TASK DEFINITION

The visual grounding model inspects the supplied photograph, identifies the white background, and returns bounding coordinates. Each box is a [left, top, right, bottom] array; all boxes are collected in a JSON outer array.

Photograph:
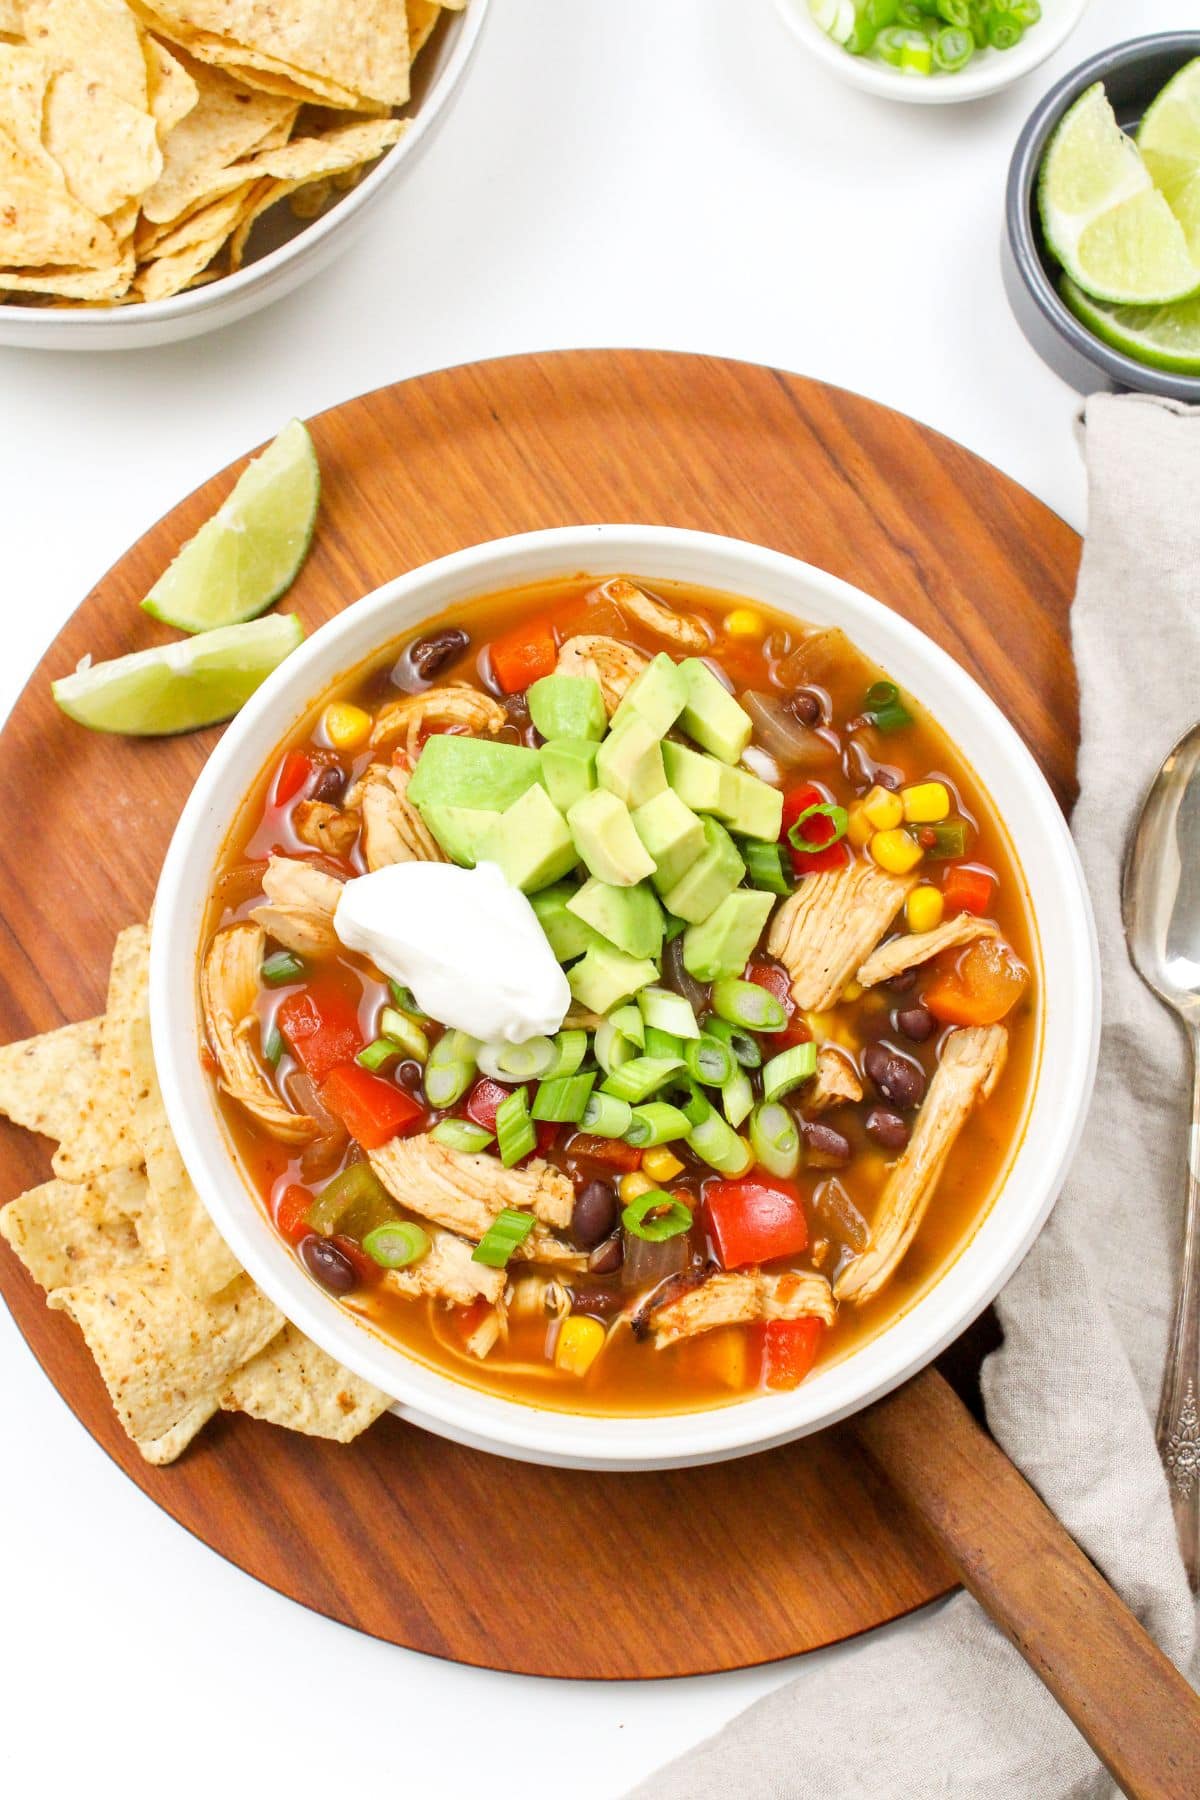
[[0, 1, 1186, 1794]]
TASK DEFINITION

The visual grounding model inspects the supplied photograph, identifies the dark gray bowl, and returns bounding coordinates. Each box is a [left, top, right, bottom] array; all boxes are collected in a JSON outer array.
[[1004, 32, 1200, 401]]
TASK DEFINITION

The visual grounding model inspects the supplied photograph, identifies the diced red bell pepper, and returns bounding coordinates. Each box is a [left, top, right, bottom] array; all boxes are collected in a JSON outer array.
[[745, 960, 812, 1049], [465, 1076, 514, 1134], [275, 1182, 314, 1245], [704, 1177, 810, 1270], [276, 984, 363, 1084], [331, 1231, 382, 1286], [488, 620, 557, 694], [942, 863, 995, 917], [274, 749, 312, 806], [759, 1317, 824, 1390], [320, 1064, 423, 1149], [566, 1132, 643, 1172], [534, 1121, 560, 1159], [780, 782, 850, 878]]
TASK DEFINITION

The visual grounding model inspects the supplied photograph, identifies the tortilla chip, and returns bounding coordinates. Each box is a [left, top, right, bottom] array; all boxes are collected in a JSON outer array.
[[145, 34, 198, 140], [140, 56, 293, 221], [140, 0, 411, 107], [48, 1264, 281, 1462], [138, 177, 250, 258], [0, 250, 136, 296], [0, 0, 20, 30], [51, 924, 148, 1180], [0, 130, 118, 266], [21, 0, 149, 111], [221, 1322, 391, 1441], [0, 43, 54, 161], [407, 0, 441, 60], [0, 1165, 150, 1290], [43, 66, 162, 219], [0, 1016, 103, 1140]]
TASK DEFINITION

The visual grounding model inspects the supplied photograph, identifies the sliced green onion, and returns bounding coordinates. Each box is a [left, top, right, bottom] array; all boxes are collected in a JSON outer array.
[[472, 1205, 535, 1268], [762, 1041, 818, 1104], [898, 25, 933, 70], [379, 1005, 430, 1063], [477, 1036, 557, 1083], [865, 680, 913, 733], [532, 1071, 596, 1124], [684, 1033, 735, 1089], [431, 1117, 494, 1153], [914, 821, 969, 860], [675, 1078, 713, 1129], [357, 1035, 403, 1072], [704, 1016, 762, 1069], [933, 23, 972, 68], [749, 1102, 801, 1180], [933, 0, 970, 26], [787, 802, 848, 855], [621, 1189, 693, 1241], [388, 979, 427, 1019], [687, 1102, 754, 1176], [610, 1003, 646, 1047], [1007, 0, 1039, 21], [261, 949, 304, 987], [580, 1090, 634, 1137], [644, 1025, 684, 1061], [624, 1101, 692, 1148], [711, 978, 787, 1034], [601, 1055, 685, 1105], [986, 11, 1023, 49], [363, 1220, 430, 1269], [425, 1027, 478, 1108], [594, 1017, 636, 1077], [866, 0, 899, 25], [638, 985, 700, 1040], [875, 23, 908, 62], [742, 839, 794, 895], [721, 1066, 754, 1130], [495, 1087, 535, 1168], [546, 1029, 589, 1078], [894, 0, 927, 23], [262, 1021, 283, 1068]]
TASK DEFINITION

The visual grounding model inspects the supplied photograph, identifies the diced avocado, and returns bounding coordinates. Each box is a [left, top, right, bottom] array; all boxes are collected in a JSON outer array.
[[421, 804, 503, 867], [712, 766, 784, 841], [661, 739, 726, 813], [542, 737, 599, 812], [611, 652, 687, 737], [483, 784, 577, 893], [661, 816, 744, 924], [568, 944, 659, 1015], [531, 882, 605, 963], [408, 734, 542, 812], [567, 788, 656, 887], [527, 673, 606, 743], [632, 788, 705, 894], [567, 878, 664, 960], [678, 658, 752, 764], [596, 714, 667, 809], [682, 890, 775, 982]]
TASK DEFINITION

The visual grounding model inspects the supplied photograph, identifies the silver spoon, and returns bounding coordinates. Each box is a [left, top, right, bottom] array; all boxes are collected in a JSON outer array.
[[1123, 719, 1200, 1592]]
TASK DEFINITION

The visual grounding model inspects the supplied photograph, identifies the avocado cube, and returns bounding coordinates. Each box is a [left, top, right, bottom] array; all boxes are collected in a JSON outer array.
[[661, 816, 744, 923], [681, 890, 775, 982], [421, 804, 503, 868], [527, 673, 606, 743], [661, 740, 726, 813], [712, 765, 784, 842], [567, 878, 664, 961], [678, 659, 753, 764], [567, 789, 656, 887], [596, 714, 667, 809], [408, 734, 543, 811], [542, 738, 599, 812], [483, 784, 577, 894], [611, 652, 687, 737], [568, 944, 659, 1015], [632, 788, 705, 894], [531, 882, 605, 963]]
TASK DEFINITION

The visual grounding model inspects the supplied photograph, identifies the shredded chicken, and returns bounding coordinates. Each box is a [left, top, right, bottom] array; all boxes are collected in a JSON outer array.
[[857, 915, 999, 989], [767, 858, 916, 1011], [806, 1045, 863, 1114], [201, 923, 316, 1143], [250, 854, 343, 957], [369, 1133, 574, 1237], [636, 1266, 835, 1348], [598, 576, 708, 652], [292, 799, 361, 859], [464, 1299, 508, 1359], [352, 762, 446, 869], [383, 1227, 504, 1308], [368, 684, 507, 760], [555, 635, 650, 716], [834, 1024, 1009, 1305]]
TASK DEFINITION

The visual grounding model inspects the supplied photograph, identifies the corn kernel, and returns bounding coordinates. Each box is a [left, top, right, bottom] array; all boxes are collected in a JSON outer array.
[[841, 979, 864, 1003], [643, 1146, 684, 1182], [902, 781, 951, 824], [323, 702, 371, 752], [870, 828, 924, 875], [723, 608, 763, 638], [906, 885, 945, 934], [862, 785, 904, 831], [555, 1314, 606, 1376], [620, 1170, 654, 1204], [847, 804, 874, 849]]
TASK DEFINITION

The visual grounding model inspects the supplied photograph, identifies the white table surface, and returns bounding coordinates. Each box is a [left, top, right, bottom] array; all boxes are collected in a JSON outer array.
[[0, 1, 1184, 1793]]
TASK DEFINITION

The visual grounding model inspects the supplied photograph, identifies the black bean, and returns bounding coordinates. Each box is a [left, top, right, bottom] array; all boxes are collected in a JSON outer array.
[[788, 689, 822, 728], [886, 968, 919, 994], [568, 1284, 623, 1319], [896, 1004, 936, 1043], [409, 627, 469, 681], [802, 1122, 851, 1168], [573, 1179, 618, 1250], [863, 1042, 926, 1109], [865, 1107, 910, 1151], [588, 1234, 624, 1275], [395, 1060, 424, 1093], [300, 1234, 358, 1294], [309, 764, 345, 806], [504, 690, 531, 726]]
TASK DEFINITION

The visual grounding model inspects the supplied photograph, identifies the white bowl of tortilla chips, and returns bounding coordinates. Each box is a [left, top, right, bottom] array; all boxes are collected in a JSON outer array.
[[0, 0, 488, 349]]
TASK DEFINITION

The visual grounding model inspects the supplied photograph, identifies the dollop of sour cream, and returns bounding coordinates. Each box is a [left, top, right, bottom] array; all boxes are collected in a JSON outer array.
[[333, 860, 571, 1046]]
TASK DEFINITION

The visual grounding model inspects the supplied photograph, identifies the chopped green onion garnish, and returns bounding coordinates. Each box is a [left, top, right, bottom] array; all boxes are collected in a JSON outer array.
[[262, 1022, 283, 1067], [721, 1066, 754, 1130], [610, 1003, 646, 1047], [865, 680, 913, 733], [749, 1102, 801, 1180], [898, 26, 933, 72], [379, 1005, 430, 1063], [704, 1016, 762, 1069], [601, 1055, 685, 1105], [742, 839, 794, 895], [624, 1101, 692, 1148], [933, 23, 972, 67], [495, 1087, 536, 1168], [546, 1029, 589, 1078], [425, 1027, 479, 1108], [787, 802, 848, 855], [986, 11, 1023, 49], [388, 979, 427, 1019], [638, 985, 700, 1040], [684, 1033, 735, 1090], [686, 1102, 754, 1176], [363, 1220, 430, 1269], [1008, 0, 1040, 22], [431, 1118, 494, 1153], [711, 978, 787, 1034], [532, 1071, 596, 1124], [621, 1189, 693, 1242], [914, 820, 969, 860], [933, 0, 970, 27], [579, 1091, 633, 1138], [762, 1042, 818, 1104], [477, 1036, 557, 1083], [643, 1025, 684, 1061], [261, 949, 304, 987], [472, 1205, 536, 1268], [357, 1035, 403, 1072]]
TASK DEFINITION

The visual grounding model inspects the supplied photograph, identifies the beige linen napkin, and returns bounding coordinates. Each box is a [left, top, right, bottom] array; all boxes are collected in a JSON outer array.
[[631, 393, 1199, 1799]]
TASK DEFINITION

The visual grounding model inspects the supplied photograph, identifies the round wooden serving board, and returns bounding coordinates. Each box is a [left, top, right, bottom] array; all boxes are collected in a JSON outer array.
[[0, 351, 1081, 1679]]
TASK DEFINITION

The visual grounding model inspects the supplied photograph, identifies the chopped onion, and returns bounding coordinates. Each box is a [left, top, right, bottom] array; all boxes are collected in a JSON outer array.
[[740, 690, 838, 769]]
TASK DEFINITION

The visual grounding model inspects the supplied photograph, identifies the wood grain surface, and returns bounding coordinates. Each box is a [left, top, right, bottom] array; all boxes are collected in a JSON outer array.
[[0, 350, 1082, 1679]]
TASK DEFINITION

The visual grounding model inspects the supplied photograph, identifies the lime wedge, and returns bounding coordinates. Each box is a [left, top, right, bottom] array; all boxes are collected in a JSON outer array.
[[52, 614, 304, 736], [1139, 57, 1200, 262], [1038, 83, 1200, 305], [1061, 276, 1200, 376], [142, 419, 319, 633]]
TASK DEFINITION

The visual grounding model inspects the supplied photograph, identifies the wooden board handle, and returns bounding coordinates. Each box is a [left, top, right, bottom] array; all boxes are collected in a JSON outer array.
[[851, 1368, 1200, 1799]]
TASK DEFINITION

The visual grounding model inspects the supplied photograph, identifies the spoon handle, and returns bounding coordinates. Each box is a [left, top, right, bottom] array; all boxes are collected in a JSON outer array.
[[1156, 1022, 1200, 1591]]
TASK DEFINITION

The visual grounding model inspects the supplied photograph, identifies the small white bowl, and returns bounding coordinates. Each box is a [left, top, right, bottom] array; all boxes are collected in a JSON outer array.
[[0, 0, 490, 352], [775, 0, 1091, 104], [151, 524, 1099, 1470]]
